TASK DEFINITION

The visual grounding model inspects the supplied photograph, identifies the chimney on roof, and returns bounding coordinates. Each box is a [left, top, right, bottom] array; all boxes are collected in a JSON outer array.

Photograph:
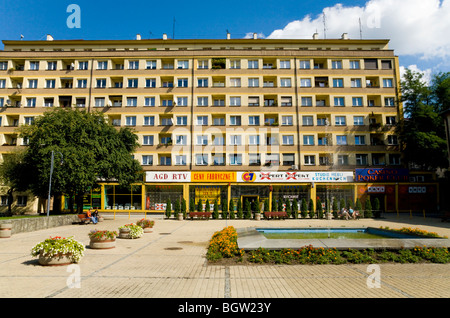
[[226, 32, 231, 40], [341, 33, 349, 40], [162, 33, 168, 40], [253, 33, 257, 39], [46, 34, 54, 41], [136, 34, 141, 40], [313, 33, 319, 40]]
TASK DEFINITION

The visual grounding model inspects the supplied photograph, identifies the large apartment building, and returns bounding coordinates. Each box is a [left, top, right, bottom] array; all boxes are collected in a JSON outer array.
[[0, 33, 439, 214]]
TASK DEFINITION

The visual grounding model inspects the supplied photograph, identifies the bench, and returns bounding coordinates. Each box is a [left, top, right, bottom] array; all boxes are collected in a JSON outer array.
[[78, 214, 91, 224], [441, 211, 450, 222], [189, 212, 212, 220], [264, 211, 287, 220]]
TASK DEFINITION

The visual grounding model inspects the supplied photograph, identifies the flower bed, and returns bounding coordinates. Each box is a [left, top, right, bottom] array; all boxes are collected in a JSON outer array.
[[380, 226, 446, 238], [88, 229, 118, 240], [206, 226, 450, 264], [31, 236, 85, 264], [137, 219, 155, 228]]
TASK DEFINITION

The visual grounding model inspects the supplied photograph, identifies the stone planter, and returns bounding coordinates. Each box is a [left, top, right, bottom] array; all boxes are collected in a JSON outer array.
[[326, 212, 333, 220], [177, 213, 184, 221], [89, 238, 116, 249], [38, 252, 73, 266], [119, 228, 131, 239], [143, 226, 153, 233], [0, 223, 12, 238], [254, 213, 261, 221]]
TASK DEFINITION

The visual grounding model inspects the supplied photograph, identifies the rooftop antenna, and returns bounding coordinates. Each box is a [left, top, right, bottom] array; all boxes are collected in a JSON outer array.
[[20, 34, 24, 40], [359, 17, 363, 39], [323, 12, 327, 39], [173, 17, 176, 39]]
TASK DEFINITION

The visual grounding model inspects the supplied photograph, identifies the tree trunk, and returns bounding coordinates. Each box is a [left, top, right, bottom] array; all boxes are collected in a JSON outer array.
[[75, 193, 84, 214]]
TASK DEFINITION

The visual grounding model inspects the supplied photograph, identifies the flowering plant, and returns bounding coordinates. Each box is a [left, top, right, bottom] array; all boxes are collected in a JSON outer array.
[[137, 218, 155, 228], [31, 236, 85, 263], [88, 229, 118, 240], [119, 223, 144, 239]]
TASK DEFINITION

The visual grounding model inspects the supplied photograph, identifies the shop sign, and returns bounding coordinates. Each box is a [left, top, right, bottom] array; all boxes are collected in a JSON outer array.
[[368, 186, 385, 193], [194, 186, 221, 204], [192, 172, 236, 182], [238, 171, 353, 183], [355, 168, 409, 182], [146, 172, 191, 182], [409, 186, 426, 193]]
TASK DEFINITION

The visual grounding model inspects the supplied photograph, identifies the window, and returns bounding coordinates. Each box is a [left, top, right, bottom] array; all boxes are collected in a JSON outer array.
[[230, 97, 241, 106], [146, 78, 156, 88], [302, 116, 313, 126], [283, 154, 295, 166], [336, 135, 347, 145], [265, 153, 279, 166], [213, 117, 225, 126], [317, 117, 328, 126], [0, 62, 8, 70], [283, 135, 294, 145], [197, 116, 208, 126], [280, 60, 291, 69], [195, 154, 208, 166], [248, 60, 258, 69], [386, 116, 396, 125], [197, 59, 208, 69], [161, 99, 173, 107], [333, 78, 344, 88], [197, 135, 208, 146], [177, 97, 188, 106], [331, 60, 342, 69], [128, 60, 139, 70], [177, 60, 189, 69], [349, 60, 360, 69], [280, 97, 292, 107], [176, 116, 187, 126], [160, 156, 171, 166], [29, 61, 39, 70], [161, 117, 173, 126], [303, 135, 314, 145], [282, 116, 293, 126], [351, 78, 362, 87], [78, 79, 87, 88], [299, 60, 310, 69], [229, 135, 242, 145], [45, 98, 55, 107], [300, 78, 311, 87], [248, 78, 259, 87], [128, 78, 138, 88], [24, 116, 34, 125], [383, 78, 393, 88], [230, 78, 241, 87], [304, 155, 315, 165], [381, 60, 392, 69], [301, 97, 313, 107], [213, 154, 225, 166], [280, 78, 291, 87], [142, 155, 153, 166], [387, 135, 398, 145], [143, 116, 155, 126], [364, 59, 378, 70], [249, 135, 260, 145], [318, 136, 328, 146], [356, 154, 368, 165], [47, 61, 57, 70], [176, 155, 187, 166], [352, 97, 363, 107], [213, 136, 225, 146], [143, 135, 154, 145], [355, 135, 366, 145], [97, 79, 106, 88], [197, 97, 208, 106], [230, 60, 240, 69], [95, 98, 105, 107], [385, 97, 395, 107], [249, 154, 261, 166], [213, 98, 225, 106], [125, 116, 136, 126], [17, 196, 27, 206], [0, 79, 5, 89], [230, 116, 241, 126], [335, 116, 346, 126], [28, 79, 37, 88], [145, 97, 155, 107], [175, 135, 187, 145], [146, 60, 157, 69], [337, 155, 349, 165], [97, 61, 108, 70], [389, 154, 401, 165], [248, 116, 260, 126], [197, 78, 208, 87], [353, 116, 364, 125], [79, 61, 88, 70], [334, 97, 345, 106], [229, 154, 242, 165], [26, 98, 36, 107], [248, 96, 259, 106]]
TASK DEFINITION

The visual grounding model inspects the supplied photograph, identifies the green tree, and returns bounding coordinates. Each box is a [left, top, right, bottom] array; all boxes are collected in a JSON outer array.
[[205, 199, 210, 213], [284, 198, 291, 218], [308, 199, 315, 219], [17, 108, 142, 213], [244, 199, 252, 219], [237, 199, 243, 219], [365, 198, 373, 218], [301, 198, 308, 218], [292, 198, 299, 219], [173, 199, 180, 218], [277, 197, 284, 212], [221, 199, 228, 220], [213, 200, 219, 219], [317, 198, 323, 219], [396, 70, 449, 169], [229, 199, 235, 219], [189, 198, 195, 213], [197, 199, 203, 212], [165, 198, 172, 218], [181, 198, 187, 218], [355, 198, 363, 217]]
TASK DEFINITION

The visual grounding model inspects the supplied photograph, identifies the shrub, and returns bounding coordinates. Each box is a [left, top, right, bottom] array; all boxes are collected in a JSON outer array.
[[308, 199, 315, 219], [317, 198, 323, 219], [221, 199, 228, 220], [206, 226, 244, 261], [213, 200, 220, 219], [244, 199, 252, 219], [237, 199, 243, 219], [229, 199, 235, 219], [301, 198, 308, 218], [173, 199, 180, 218], [165, 199, 172, 218], [292, 199, 299, 219], [365, 198, 372, 218], [189, 198, 195, 213], [119, 223, 144, 239], [31, 236, 85, 263], [181, 198, 187, 218], [284, 198, 291, 218]]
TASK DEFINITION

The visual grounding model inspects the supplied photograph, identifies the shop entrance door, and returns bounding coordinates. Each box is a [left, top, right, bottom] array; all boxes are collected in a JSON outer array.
[[370, 194, 385, 217], [242, 195, 259, 205]]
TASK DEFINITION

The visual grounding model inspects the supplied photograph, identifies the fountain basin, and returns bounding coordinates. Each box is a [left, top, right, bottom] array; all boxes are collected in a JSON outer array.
[[237, 227, 450, 251]]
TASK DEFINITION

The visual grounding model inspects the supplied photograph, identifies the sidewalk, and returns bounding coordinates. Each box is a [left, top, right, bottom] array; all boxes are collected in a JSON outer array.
[[0, 214, 449, 298]]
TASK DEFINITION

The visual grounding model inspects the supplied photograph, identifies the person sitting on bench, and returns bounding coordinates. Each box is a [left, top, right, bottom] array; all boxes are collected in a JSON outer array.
[[86, 208, 98, 224]]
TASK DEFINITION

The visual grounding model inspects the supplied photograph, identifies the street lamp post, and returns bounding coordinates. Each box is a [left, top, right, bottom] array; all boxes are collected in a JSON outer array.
[[47, 151, 63, 217]]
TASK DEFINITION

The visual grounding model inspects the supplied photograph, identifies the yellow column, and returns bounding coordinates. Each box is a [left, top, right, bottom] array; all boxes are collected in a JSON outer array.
[[310, 183, 316, 210], [183, 183, 189, 209], [269, 185, 273, 211]]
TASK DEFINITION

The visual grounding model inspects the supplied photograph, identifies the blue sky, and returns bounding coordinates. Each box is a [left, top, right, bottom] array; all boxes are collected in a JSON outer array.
[[1, 0, 449, 80]]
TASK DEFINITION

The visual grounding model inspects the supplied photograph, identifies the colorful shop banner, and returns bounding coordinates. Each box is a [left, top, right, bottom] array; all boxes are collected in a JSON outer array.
[[191, 172, 236, 182], [238, 171, 353, 183], [194, 185, 221, 205], [146, 172, 191, 182], [355, 168, 409, 182]]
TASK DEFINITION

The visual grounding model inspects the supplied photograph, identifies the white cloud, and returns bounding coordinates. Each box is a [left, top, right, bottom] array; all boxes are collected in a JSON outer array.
[[399, 65, 433, 85], [267, 0, 450, 60]]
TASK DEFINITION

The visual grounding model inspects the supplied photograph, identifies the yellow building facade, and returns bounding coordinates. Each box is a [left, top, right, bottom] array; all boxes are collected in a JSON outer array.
[[0, 34, 438, 215]]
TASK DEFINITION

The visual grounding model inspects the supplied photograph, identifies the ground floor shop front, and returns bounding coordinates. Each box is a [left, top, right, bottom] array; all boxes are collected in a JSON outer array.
[[73, 170, 440, 215]]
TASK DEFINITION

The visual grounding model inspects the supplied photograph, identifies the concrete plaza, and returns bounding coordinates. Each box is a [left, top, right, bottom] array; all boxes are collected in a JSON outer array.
[[0, 214, 449, 299]]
